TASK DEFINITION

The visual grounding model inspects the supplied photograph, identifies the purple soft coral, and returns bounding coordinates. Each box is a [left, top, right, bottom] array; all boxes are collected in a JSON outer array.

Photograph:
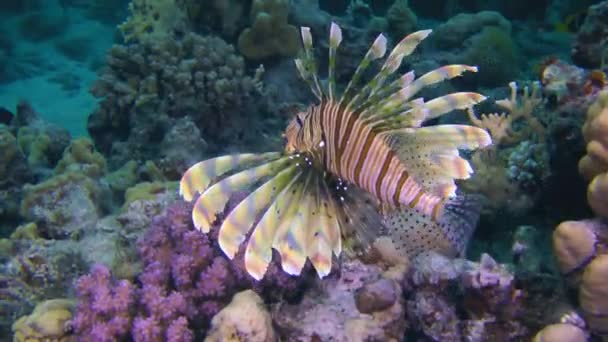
[[74, 200, 302, 340], [72, 264, 136, 341]]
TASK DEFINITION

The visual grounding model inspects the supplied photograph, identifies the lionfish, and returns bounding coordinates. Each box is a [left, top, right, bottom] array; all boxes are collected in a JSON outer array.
[[179, 23, 492, 280]]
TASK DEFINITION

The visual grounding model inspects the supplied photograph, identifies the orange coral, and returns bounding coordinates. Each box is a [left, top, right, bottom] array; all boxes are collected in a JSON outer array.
[[468, 81, 545, 146], [579, 90, 608, 181]]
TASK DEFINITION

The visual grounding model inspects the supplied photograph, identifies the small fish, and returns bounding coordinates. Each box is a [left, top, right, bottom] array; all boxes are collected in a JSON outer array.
[[0, 107, 14, 125], [180, 23, 492, 280]]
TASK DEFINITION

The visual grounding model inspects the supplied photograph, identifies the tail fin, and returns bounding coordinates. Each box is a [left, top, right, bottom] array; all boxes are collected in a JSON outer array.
[[438, 194, 484, 257], [382, 194, 483, 259]]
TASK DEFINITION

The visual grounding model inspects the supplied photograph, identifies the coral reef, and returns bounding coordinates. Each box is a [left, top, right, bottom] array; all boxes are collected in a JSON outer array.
[[87, 31, 265, 171], [552, 219, 608, 338], [118, 0, 188, 43], [72, 200, 301, 339], [506, 140, 550, 193], [464, 82, 547, 213], [433, 11, 511, 49], [72, 264, 136, 340], [406, 252, 529, 340], [237, 0, 300, 59], [385, 0, 417, 38], [579, 90, 608, 182], [0, 126, 31, 227], [546, 90, 608, 339], [12, 298, 75, 342], [571, 0, 608, 69], [54, 138, 107, 179], [272, 258, 407, 341], [0, 102, 70, 228], [206, 290, 275, 342], [20, 172, 102, 239], [533, 323, 587, 342], [433, 11, 518, 86], [0, 237, 87, 337]]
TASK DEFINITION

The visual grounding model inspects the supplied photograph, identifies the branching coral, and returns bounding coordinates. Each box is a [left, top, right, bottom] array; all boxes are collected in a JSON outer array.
[[463, 81, 547, 212], [468, 81, 545, 146], [88, 31, 260, 170]]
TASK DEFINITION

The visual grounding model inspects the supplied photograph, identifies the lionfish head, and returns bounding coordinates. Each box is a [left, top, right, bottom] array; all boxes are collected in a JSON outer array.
[[283, 109, 322, 155]]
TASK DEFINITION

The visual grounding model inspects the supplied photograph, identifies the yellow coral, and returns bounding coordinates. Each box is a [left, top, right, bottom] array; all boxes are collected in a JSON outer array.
[[468, 81, 545, 145], [54, 138, 107, 178], [123, 181, 177, 210], [205, 290, 275, 342], [17, 127, 51, 167], [12, 299, 75, 342], [579, 254, 608, 335], [119, 0, 187, 42], [579, 90, 608, 181], [237, 0, 299, 59], [553, 220, 597, 281], [105, 160, 139, 193], [10, 222, 42, 240]]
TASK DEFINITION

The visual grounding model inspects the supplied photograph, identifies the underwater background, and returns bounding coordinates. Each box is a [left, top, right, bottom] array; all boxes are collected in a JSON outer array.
[[1, 0, 608, 340]]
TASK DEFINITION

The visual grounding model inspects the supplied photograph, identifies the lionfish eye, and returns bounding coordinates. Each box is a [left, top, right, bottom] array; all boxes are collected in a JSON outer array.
[[296, 116, 303, 127]]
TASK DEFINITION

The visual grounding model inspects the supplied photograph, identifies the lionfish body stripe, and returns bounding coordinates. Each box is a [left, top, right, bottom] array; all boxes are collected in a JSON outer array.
[[180, 22, 493, 279]]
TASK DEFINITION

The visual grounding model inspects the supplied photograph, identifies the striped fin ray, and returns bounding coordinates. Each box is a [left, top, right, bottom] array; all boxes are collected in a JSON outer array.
[[361, 65, 480, 124], [390, 65, 479, 105], [244, 170, 305, 280], [368, 91, 486, 132], [422, 92, 487, 121], [357, 71, 416, 120], [219, 164, 299, 259], [379, 125, 491, 196], [384, 124, 492, 151], [340, 33, 388, 107], [191, 157, 291, 233], [295, 27, 323, 100], [179, 152, 281, 201], [328, 22, 342, 101], [305, 174, 336, 278], [318, 175, 342, 256], [354, 30, 432, 107], [272, 172, 312, 275]]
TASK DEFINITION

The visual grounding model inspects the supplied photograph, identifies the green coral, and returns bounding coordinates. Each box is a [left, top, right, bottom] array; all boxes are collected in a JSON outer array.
[[386, 0, 417, 38], [20, 172, 101, 239], [10, 222, 42, 241], [105, 160, 139, 193], [54, 138, 107, 178], [16, 127, 51, 168], [463, 26, 519, 87], [0, 128, 21, 178], [122, 181, 177, 210], [12, 299, 75, 342], [237, 0, 299, 59], [119, 0, 187, 42]]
